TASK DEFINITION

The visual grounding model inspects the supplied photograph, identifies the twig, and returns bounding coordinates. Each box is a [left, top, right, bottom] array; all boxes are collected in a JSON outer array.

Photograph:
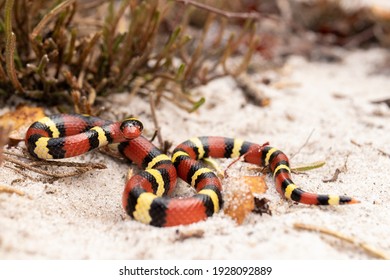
[[322, 154, 349, 183], [236, 74, 270, 107], [350, 139, 362, 147], [290, 129, 315, 160], [322, 168, 342, 183], [4, 154, 106, 180], [0, 184, 25, 196], [149, 92, 164, 149], [371, 97, 390, 108], [350, 140, 390, 157], [29, 160, 106, 169], [294, 223, 390, 260], [174, 0, 260, 20], [4, 164, 38, 181], [3, 149, 107, 169], [377, 148, 390, 158], [3, 150, 28, 158]]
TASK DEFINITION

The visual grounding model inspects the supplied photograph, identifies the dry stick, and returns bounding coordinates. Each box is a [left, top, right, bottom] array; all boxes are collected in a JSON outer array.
[[3, 150, 104, 169], [3, 149, 29, 158], [372, 97, 390, 107], [0, 185, 25, 196], [350, 139, 390, 157], [377, 148, 390, 157], [350, 139, 362, 147], [29, 160, 106, 169], [322, 153, 349, 183], [174, 0, 260, 20], [294, 223, 390, 260], [149, 93, 163, 149], [289, 129, 315, 160], [4, 164, 39, 182], [322, 168, 342, 183], [4, 155, 105, 179], [236, 74, 270, 107], [175, 229, 205, 241]]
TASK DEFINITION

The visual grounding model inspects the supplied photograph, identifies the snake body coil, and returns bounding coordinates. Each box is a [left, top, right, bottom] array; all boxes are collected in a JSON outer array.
[[25, 114, 359, 227]]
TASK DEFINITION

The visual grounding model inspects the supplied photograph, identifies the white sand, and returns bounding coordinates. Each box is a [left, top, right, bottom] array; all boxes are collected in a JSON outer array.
[[1, 47, 390, 260]]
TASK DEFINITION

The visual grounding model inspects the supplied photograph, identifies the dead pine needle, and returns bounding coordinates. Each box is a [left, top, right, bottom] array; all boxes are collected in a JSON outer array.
[[294, 223, 390, 260]]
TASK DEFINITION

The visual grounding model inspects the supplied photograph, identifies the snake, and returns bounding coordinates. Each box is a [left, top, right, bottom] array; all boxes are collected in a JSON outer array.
[[25, 114, 359, 227]]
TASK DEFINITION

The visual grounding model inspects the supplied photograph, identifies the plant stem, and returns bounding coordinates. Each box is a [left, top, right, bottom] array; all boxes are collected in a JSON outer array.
[[174, 0, 260, 20]]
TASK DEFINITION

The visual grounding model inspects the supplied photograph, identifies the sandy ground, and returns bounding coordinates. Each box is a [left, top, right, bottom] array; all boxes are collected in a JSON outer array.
[[1, 46, 390, 259]]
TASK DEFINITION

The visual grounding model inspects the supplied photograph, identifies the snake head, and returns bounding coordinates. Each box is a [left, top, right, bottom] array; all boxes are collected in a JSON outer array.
[[120, 118, 143, 139]]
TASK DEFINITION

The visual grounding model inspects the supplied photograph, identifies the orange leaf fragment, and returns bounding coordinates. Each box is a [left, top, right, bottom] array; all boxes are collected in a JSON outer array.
[[0, 105, 45, 142], [242, 175, 268, 194], [224, 176, 269, 225], [224, 186, 255, 225]]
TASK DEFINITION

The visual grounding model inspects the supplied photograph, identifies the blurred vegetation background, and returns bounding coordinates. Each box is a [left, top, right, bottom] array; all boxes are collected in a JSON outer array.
[[0, 0, 389, 114]]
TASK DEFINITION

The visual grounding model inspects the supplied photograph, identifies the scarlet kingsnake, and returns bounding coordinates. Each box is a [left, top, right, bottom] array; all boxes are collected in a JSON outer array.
[[25, 114, 359, 227]]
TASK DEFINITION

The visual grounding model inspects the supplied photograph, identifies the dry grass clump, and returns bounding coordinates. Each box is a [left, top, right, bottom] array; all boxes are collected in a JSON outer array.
[[0, 0, 259, 113]]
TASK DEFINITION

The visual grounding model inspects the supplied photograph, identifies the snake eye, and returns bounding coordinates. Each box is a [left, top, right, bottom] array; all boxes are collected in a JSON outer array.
[[120, 118, 143, 139]]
